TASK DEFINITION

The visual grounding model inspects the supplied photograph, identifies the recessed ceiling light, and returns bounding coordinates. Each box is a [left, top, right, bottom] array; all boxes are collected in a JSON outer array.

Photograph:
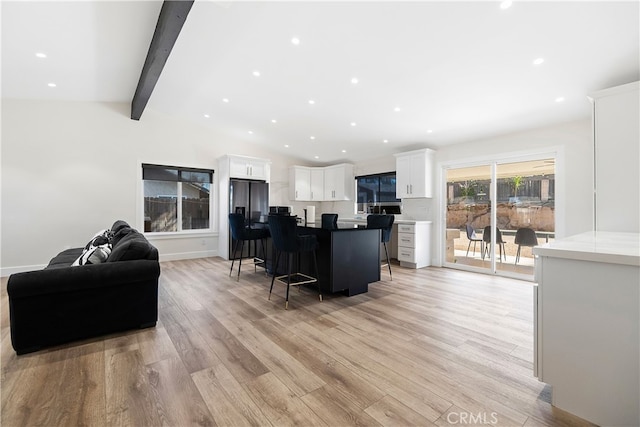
[[271, 119, 277, 123], [47, 82, 57, 87], [427, 129, 433, 133], [248, 130, 254, 134], [341, 149, 347, 153], [222, 98, 230, 103], [555, 96, 565, 103], [314, 155, 319, 159], [500, 0, 512, 10], [35, 52, 47, 58], [350, 122, 357, 127], [533, 57, 545, 66], [308, 99, 315, 105], [284, 144, 289, 148], [203, 114, 210, 118], [291, 37, 300, 45], [383, 139, 389, 143], [394, 107, 401, 112], [351, 77, 359, 85], [252, 70, 261, 77], [310, 136, 316, 140]]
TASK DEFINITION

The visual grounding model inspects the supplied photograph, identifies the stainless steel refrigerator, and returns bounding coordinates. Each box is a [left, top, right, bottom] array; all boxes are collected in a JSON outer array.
[[229, 179, 269, 259]]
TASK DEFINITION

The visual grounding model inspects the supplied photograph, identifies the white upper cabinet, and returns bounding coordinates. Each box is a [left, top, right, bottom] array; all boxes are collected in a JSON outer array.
[[289, 166, 311, 201], [310, 168, 324, 201], [394, 148, 435, 198], [324, 164, 354, 200], [228, 155, 271, 181], [289, 163, 353, 201]]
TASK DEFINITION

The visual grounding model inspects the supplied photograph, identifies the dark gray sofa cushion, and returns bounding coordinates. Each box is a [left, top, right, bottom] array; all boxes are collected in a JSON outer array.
[[46, 248, 84, 269], [111, 220, 130, 235], [109, 230, 158, 262]]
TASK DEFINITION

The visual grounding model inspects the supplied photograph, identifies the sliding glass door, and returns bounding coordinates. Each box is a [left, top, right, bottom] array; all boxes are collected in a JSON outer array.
[[445, 165, 492, 273], [444, 157, 555, 279]]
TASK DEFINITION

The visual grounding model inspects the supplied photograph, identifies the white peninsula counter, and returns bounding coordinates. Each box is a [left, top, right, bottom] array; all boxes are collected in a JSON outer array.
[[533, 231, 640, 426]]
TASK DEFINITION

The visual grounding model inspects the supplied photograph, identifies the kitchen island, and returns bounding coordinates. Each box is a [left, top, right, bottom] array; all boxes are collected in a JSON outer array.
[[270, 223, 381, 296]]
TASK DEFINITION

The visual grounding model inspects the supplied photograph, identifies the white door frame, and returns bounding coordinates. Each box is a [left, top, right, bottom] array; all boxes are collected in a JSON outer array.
[[436, 146, 565, 279]]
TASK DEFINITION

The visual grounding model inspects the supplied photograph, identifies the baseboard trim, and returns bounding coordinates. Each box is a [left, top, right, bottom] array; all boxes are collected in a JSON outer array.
[[158, 250, 218, 262], [1, 264, 48, 277]]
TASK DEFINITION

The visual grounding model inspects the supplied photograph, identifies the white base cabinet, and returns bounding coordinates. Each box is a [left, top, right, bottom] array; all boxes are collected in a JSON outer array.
[[533, 232, 640, 427], [397, 221, 431, 268]]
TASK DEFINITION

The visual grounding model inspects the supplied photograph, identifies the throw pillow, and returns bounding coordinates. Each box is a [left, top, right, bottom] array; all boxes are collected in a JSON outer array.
[[84, 229, 113, 250], [72, 243, 112, 266]]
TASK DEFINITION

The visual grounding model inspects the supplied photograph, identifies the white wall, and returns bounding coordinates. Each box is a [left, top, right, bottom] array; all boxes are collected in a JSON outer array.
[[0, 100, 302, 275], [435, 119, 593, 235], [1, 99, 594, 274]]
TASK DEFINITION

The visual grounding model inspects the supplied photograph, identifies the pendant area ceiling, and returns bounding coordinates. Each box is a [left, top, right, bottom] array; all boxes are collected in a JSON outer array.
[[2, 1, 639, 164]]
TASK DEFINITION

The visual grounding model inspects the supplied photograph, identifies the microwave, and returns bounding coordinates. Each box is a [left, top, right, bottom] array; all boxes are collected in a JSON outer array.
[[269, 206, 292, 215]]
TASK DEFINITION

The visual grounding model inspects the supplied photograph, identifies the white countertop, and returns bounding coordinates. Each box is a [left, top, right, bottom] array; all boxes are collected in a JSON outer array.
[[337, 217, 432, 225], [533, 231, 640, 266]]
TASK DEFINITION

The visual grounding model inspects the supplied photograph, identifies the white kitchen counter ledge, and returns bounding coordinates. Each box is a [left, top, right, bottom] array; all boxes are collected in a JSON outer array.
[[533, 231, 640, 266]]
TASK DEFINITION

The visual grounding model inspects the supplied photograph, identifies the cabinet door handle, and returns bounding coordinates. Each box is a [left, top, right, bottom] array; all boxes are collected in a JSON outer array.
[[296, 190, 298, 198]]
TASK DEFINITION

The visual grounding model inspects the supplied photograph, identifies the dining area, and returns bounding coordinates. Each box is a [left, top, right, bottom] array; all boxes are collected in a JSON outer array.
[[446, 224, 554, 276]]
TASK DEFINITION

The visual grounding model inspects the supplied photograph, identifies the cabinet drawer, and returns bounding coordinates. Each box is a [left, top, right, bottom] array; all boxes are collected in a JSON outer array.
[[397, 233, 415, 248], [398, 247, 415, 262], [397, 224, 415, 233]]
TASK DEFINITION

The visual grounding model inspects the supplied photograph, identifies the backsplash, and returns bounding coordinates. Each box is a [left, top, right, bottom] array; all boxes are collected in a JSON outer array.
[[401, 198, 433, 221]]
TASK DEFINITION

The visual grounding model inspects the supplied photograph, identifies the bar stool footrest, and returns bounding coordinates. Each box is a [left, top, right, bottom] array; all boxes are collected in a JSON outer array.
[[275, 273, 318, 286]]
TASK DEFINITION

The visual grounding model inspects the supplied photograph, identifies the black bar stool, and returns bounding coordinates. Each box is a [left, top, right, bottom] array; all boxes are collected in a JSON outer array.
[[367, 214, 394, 280], [267, 214, 321, 309], [228, 213, 270, 280], [321, 213, 338, 230]]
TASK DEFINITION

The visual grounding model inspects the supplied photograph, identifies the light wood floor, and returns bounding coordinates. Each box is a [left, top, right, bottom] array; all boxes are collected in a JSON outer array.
[[1, 258, 593, 426]]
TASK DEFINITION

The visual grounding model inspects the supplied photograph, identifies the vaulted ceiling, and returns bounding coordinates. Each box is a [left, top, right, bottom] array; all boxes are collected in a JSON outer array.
[[2, 1, 639, 164]]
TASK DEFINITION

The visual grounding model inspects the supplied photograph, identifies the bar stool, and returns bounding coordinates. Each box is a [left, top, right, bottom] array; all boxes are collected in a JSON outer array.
[[367, 214, 394, 280], [321, 213, 338, 230], [267, 215, 321, 309], [228, 213, 270, 280]]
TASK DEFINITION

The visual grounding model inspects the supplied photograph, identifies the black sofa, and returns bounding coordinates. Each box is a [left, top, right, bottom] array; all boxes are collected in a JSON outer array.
[[7, 220, 160, 355]]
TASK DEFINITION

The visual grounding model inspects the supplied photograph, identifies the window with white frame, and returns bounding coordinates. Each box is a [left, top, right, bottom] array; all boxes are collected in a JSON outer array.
[[142, 164, 214, 233]]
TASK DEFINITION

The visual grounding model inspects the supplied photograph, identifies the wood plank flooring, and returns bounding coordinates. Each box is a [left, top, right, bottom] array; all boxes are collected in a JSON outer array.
[[1, 258, 594, 426]]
